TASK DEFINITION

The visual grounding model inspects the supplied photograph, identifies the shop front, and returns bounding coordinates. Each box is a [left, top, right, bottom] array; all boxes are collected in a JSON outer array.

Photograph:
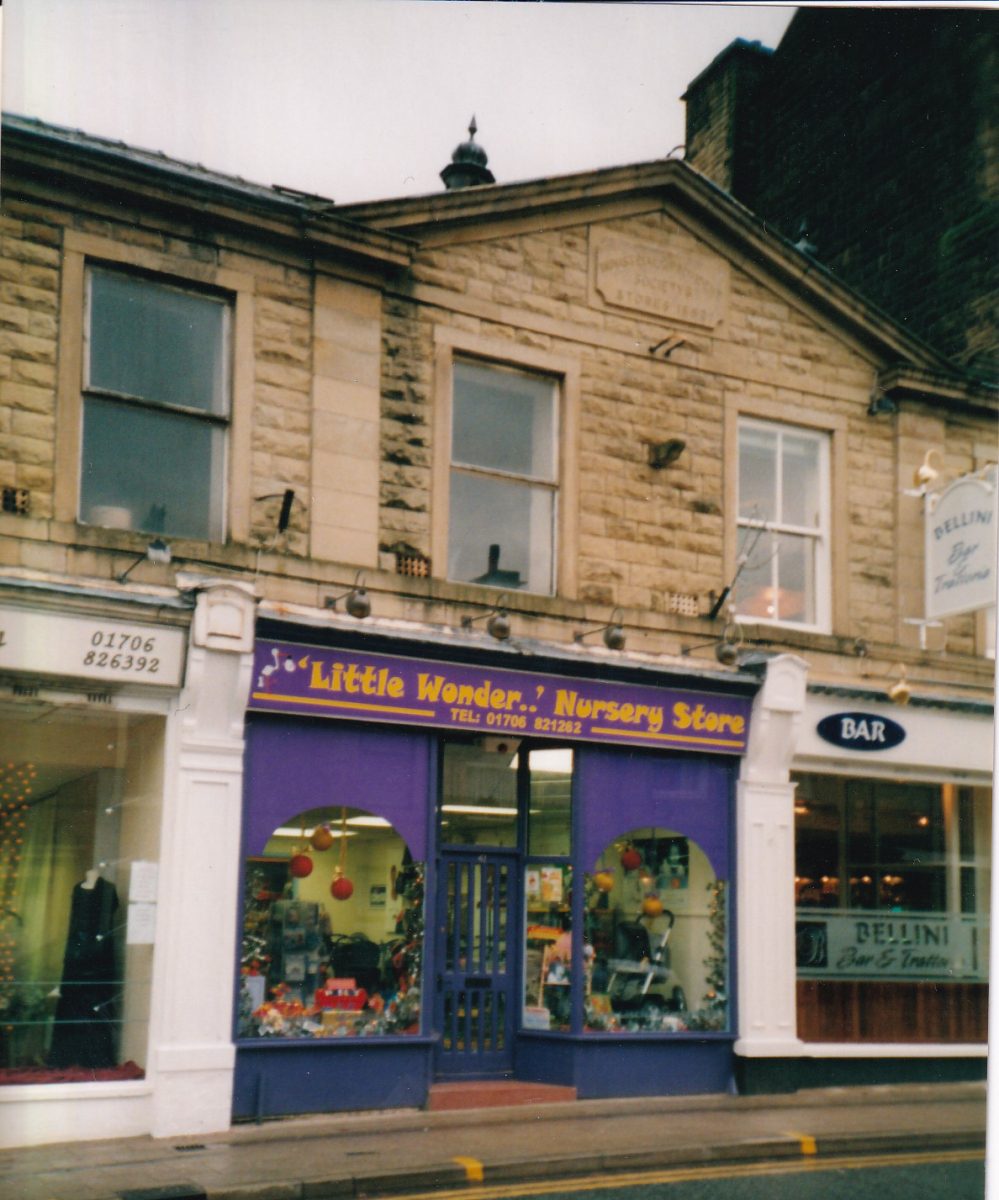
[[786, 691, 991, 1087], [233, 636, 757, 1119], [0, 581, 258, 1148]]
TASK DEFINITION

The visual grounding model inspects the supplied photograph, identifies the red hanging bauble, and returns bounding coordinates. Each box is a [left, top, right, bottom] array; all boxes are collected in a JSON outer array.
[[620, 846, 642, 872], [330, 875, 354, 901], [310, 825, 334, 851], [289, 853, 314, 878]]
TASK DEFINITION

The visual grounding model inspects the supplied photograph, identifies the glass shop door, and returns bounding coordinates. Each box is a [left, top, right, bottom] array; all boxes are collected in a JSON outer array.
[[433, 851, 518, 1077]]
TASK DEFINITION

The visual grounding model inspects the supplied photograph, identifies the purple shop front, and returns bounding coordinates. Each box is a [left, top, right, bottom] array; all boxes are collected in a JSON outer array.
[[233, 639, 753, 1119]]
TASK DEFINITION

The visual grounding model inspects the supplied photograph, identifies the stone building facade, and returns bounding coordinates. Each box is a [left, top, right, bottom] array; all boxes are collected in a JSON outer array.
[[0, 113, 993, 1145]]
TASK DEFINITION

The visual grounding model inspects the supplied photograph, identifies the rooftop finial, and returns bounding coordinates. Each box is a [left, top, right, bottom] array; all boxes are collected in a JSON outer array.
[[440, 116, 495, 190]]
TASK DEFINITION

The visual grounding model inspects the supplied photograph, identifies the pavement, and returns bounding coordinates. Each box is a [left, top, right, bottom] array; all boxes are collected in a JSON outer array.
[[0, 1081, 987, 1200]]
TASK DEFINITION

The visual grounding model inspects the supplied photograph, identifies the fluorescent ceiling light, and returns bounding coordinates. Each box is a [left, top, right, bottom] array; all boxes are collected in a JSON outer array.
[[346, 815, 391, 827], [510, 748, 574, 773], [441, 804, 519, 816], [272, 826, 357, 838]]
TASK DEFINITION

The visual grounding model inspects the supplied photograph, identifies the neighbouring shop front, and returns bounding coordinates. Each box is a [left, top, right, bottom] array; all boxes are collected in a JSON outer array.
[[788, 691, 991, 1087], [233, 636, 756, 1119], [0, 596, 186, 1145]]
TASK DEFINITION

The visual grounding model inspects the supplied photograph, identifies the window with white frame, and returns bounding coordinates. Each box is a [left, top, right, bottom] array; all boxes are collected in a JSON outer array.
[[736, 418, 830, 627], [79, 267, 231, 542], [448, 359, 558, 595]]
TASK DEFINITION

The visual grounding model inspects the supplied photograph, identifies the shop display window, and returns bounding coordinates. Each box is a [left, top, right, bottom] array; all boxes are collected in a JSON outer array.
[[523, 863, 572, 1030], [583, 828, 729, 1034], [238, 806, 424, 1039], [0, 709, 164, 1084]]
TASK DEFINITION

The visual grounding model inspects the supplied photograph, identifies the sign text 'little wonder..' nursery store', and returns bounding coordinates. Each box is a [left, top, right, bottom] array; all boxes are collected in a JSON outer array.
[[249, 642, 752, 754]]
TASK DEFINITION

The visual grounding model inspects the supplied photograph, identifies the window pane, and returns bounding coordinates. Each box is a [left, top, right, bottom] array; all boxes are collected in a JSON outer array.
[[452, 361, 555, 480], [775, 533, 815, 624], [781, 431, 821, 529], [524, 864, 572, 1031], [0, 710, 163, 1083], [89, 270, 228, 415], [440, 742, 518, 848], [239, 807, 424, 1039], [527, 748, 572, 857], [80, 396, 225, 541], [794, 776, 841, 907], [448, 472, 554, 594], [734, 529, 776, 619], [738, 423, 777, 522]]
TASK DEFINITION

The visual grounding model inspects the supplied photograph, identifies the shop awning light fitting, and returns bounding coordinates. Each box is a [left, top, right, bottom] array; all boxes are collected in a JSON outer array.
[[117, 538, 172, 583], [681, 620, 743, 666], [324, 571, 372, 620], [574, 607, 626, 651], [461, 594, 511, 640]]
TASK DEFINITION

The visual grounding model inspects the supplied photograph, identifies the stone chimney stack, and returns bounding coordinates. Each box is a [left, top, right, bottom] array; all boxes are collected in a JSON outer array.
[[683, 39, 773, 201]]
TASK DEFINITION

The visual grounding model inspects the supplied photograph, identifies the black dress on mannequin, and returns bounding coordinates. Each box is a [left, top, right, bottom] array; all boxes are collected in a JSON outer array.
[[49, 876, 119, 1068]]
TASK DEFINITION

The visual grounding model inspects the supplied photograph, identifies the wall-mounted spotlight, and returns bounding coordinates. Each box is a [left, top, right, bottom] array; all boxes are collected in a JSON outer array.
[[117, 537, 172, 583], [324, 571, 372, 620], [860, 652, 912, 706], [461, 594, 511, 641], [681, 620, 743, 667], [887, 665, 912, 707], [648, 438, 687, 470], [574, 607, 627, 651]]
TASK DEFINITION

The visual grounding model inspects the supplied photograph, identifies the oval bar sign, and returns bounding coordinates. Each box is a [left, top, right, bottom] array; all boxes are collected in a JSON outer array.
[[817, 712, 906, 751]]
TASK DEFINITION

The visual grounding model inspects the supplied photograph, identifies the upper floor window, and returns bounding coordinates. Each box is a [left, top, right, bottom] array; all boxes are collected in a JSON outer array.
[[80, 267, 231, 542], [736, 418, 830, 628], [448, 360, 558, 595]]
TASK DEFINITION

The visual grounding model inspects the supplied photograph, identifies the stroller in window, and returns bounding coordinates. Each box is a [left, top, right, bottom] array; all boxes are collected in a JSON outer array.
[[606, 910, 686, 1022]]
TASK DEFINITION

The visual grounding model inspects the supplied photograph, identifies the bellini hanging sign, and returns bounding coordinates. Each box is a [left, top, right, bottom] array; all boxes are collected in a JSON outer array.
[[248, 640, 752, 755], [925, 470, 998, 620]]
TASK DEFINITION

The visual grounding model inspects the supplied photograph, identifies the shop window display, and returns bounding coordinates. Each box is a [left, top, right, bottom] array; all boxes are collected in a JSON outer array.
[[523, 863, 572, 1030], [583, 828, 729, 1033], [0, 710, 163, 1084], [239, 806, 424, 1039]]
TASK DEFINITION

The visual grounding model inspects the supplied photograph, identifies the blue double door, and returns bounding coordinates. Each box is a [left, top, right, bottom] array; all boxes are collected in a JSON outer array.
[[433, 851, 518, 1078]]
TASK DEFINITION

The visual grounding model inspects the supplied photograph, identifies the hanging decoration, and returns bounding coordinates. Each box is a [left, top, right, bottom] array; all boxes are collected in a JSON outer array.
[[310, 824, 334, 852], [620, 843, 641, 872], [330, 806, 354, 901], [641, 893, 664, 917], [289, 853, 313, 879], [594, 870, 615, 893]]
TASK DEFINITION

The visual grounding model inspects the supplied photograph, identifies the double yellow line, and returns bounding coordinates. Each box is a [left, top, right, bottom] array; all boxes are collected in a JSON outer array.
[[427, 1147, 983, 1200]]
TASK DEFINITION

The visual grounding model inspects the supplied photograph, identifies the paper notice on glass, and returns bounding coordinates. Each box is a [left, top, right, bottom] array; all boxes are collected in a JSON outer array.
[[129, 860, 159, 903], [127, 902, 157, 945]]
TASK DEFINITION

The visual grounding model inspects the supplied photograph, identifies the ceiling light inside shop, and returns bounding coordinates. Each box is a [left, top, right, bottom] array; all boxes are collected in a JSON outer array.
[[273, 826, 357, 838], [509, 748, 574, 773], [441, 804, 519, 816], [346, 816, 392, 827]]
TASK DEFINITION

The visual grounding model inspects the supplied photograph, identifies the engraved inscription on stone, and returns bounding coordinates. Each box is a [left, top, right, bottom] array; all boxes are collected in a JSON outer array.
[[592, 230, 728, 328]]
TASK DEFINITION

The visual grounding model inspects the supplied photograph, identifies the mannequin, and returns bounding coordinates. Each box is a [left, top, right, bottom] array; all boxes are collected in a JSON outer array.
[[49, 870, 120, 1068]]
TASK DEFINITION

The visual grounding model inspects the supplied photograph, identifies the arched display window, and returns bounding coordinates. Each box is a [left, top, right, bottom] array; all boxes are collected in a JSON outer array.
[[239, 805, 424, 1039], [583, 827, 728, 1034]]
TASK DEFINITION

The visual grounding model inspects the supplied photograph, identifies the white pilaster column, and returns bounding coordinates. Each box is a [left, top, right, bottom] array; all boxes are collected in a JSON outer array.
[[151, 581, 256, 1138], [735, 653, 809, 1058]]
